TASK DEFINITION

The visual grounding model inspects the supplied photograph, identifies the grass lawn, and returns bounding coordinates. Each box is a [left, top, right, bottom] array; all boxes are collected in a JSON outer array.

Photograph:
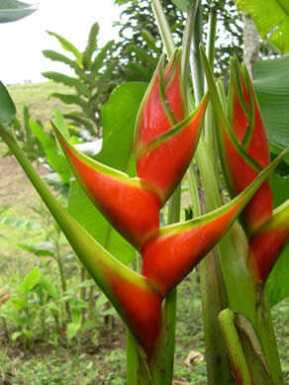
[[8, 81, 74, 124]]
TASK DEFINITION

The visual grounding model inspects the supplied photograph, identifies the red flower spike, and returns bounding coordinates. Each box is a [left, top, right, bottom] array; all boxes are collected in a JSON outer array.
[[136, 95, 208, 203], [222, 127, 273, 233], [134, 50, 206, 203], [202, 50, 272, 233], [135, 51, 185, 150], [227, 64, 272, 232], [249, 200, 289, 283], [54, 127, 161, 248]]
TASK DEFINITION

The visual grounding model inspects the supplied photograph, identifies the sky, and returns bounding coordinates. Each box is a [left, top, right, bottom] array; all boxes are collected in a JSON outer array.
[[0, 0, 120, 84]]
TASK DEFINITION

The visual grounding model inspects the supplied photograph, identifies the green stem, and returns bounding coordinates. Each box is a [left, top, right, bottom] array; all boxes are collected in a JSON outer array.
[[186, 3, 232, 384], [181, 0, 200, 105], [151, 0, 175, 57], [219, 309, 252, 385], [205, 7, 217, 69], [190, 2, 204, 104]]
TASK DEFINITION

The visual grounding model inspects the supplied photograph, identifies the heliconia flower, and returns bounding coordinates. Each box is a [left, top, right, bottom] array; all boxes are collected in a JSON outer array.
[[201, 51, 272, 234], [135, 50, 208, 203], [249, 200, 289, 283], [201, 48, 289, 285], [226, 61, 272, 233], [54, 127, 161, 249], [141, 154, 283, 295]]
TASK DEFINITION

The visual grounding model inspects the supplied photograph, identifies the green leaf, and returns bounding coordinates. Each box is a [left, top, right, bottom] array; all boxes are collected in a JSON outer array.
[[47, 31, 82, 64], [51, 93, 88, 110], [266, 247, 289, 306], [265, 174, 289, 306], [20, 267, 42, 292], [236, 0, 289, 52], [42, 72, 79, 88], [42, 50, 79, 71], [18, 242, 56, 258], [98, 82, 147, 173], [0, 82, 16, 126], [66, 321, 81, 340], [254, 56, 289, 150], [271, 173, 289, 208], [30, 119, 71, 182], [92, 40, 114, 75], [171, 0, 192, 11], [40, 277, 59, 299], [0, 0, 37, 23], [83, 22, 99, 69]]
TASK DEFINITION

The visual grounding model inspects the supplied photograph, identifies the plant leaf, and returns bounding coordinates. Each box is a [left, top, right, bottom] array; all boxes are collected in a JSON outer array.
[[42, 50, 79, 71], [83, 22, 99, 69], [236, 0, 289, 52], [266, 246, 289, 306], [254, 56, 289, 150], [30, 119, 71, 182], [0, 0, 37, 23], [0, 82, 16, 126], [171, 0, 192, 12], [99, 82, 147, 173], [47, 31, 82, 64]]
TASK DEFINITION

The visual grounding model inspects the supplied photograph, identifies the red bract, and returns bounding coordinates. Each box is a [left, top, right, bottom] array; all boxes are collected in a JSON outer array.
[[249, 200, 289, 282], [222, 62, 272, 233], [136, 96, 208, 203], [55, 130, 161, 248], [142, 203, 241, 295], [107, 273, 162, 353], [202, 51, 289, 286], [135, 50, 208, 203]]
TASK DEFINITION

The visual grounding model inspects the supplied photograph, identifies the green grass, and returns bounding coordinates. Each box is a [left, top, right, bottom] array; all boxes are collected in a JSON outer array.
[[8, 82, 74, 124]]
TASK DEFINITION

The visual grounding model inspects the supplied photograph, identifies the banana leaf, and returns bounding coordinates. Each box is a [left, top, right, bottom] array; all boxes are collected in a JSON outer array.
[[0, 0, 37, 23], [236, 0, 289, 53]]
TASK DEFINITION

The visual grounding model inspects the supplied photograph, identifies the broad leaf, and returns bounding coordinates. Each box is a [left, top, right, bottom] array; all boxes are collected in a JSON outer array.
[[254, 56, 289, 150], [98, 82, 147, 174], [265, 174, 289, 305], [171, 0, 193, 11], [0, 0, 37, 23], [30, 120, 71, 182], [68, 82, 147, 264], [236, 0, 289, 52], [0, 82, 16, 126], [20, 267, 42, 292], [266, 247, 289, 306]]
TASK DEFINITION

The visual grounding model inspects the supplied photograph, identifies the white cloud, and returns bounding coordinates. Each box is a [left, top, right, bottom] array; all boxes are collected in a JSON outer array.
[[0, 0, 120, 84]]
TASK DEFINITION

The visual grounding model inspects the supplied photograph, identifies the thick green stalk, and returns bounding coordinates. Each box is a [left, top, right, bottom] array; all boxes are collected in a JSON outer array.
[[187, 3, 233, 384], [219, 309, 252, 385], [199, 29, 284, 385], [151, 0, 175, 57], [218, 229, 283, 385]]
